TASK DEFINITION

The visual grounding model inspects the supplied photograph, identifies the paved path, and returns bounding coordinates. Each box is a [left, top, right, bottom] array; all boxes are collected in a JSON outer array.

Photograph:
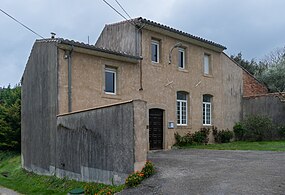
[[120, 149, 285, 195], [0, 186, 20, 195]]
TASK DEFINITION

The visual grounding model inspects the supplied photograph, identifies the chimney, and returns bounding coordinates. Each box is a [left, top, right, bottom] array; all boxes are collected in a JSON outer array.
[[51, 32, 56, 39]]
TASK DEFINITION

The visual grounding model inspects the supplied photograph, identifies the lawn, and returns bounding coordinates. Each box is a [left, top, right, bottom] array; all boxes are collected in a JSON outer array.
[[180, 140, 285, 151], [0, 152, 124, 195]]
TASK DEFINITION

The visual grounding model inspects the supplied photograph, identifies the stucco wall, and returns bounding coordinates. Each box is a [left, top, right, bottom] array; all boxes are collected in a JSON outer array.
[[65, 26, 245, 148], [57, 49, 141, 114], [56, 100, 147, 184], [243, 93, 285, 125]]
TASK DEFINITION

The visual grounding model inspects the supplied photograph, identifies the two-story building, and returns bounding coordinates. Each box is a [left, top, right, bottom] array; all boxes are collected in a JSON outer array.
[[21, 17, 267, 184]]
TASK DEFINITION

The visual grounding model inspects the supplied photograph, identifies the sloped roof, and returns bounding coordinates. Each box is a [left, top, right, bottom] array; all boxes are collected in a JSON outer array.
[[37, 38, 142, 60], [134, 17, 226, 50]]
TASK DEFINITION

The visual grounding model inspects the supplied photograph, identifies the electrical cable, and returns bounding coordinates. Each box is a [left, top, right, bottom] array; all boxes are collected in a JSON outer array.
[[101, 0, 135, 26], [0, 8, 44, 39], [115, 0, 132, 20]]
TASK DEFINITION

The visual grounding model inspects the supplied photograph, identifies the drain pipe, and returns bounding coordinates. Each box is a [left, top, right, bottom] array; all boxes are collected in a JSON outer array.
[[64, 46, 73, 112]]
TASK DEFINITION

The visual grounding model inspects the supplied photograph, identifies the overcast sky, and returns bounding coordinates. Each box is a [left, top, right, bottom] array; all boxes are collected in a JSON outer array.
[[1, 0, 285, 87]]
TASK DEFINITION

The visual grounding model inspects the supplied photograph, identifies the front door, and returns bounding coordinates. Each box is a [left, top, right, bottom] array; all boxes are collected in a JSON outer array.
[[149, 109, 163, 150]]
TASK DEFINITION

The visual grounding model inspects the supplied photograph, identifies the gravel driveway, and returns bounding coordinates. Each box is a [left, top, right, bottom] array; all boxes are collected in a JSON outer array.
[[120, 149, 285, 195]]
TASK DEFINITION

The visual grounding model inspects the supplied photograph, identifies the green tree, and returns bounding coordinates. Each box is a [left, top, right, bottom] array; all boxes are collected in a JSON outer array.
[[0, 85, 21, 151], [230, 52, 259, 75], [257, 47, 285, 92]]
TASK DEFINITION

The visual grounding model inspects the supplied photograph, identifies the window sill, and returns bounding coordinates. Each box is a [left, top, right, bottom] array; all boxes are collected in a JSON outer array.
[[177, 68, 188, 73], [203, 74, 213, 78], [176, 125, 189, 129], [102, 93, 121, 100]]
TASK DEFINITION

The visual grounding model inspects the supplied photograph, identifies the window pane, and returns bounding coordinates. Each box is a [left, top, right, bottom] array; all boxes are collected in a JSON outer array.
[[105, 70, 115, 93], [177, 92, 187, 100], [178, 49, 184, 68], [204, 55, 209, 74], [151, 41, 159, 62], [177, 101, 180, 124], [203, 95, 211, 102]]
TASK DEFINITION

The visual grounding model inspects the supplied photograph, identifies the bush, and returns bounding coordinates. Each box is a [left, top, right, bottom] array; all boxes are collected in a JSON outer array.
[[233, 122, 246, 141], [125, 161, 155, 188], [213, 128, 234, 143], [141, 161, 155, 178], [192, 127, 210, 144], [278, 125, 285, 139], [242, 115, 273, 141], [84, 183, 115, 195], [174, 127, 211, 146]]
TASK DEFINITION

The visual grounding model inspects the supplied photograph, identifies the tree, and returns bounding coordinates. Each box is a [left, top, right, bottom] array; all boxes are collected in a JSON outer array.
[[0, 85, 21, 151], [257, 47, 285, 92], [230, 52, 259, 75]]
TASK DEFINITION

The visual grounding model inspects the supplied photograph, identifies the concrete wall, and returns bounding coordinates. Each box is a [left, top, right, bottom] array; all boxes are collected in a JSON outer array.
[[21, 40, 58, 173], [56, 100, 147, 184], [243, 93, 285, 125]]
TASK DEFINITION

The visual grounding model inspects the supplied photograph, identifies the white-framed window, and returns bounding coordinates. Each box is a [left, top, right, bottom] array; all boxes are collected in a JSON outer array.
[[204, 54, 211, 75], [151, 40, 159, 63], [177, 91, 188, 126], [178, 48, 185, 69], [203, 95, 212, 125], [105, 67, 116, 94]]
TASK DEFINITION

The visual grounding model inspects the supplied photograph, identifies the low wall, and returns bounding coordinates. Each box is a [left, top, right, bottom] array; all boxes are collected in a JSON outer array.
[[55, 100, 147, 185], [243, 93, 285, 125]]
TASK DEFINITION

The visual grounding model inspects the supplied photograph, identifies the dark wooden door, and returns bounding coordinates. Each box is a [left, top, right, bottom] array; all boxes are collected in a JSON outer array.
[[149, 109, 163, 150]]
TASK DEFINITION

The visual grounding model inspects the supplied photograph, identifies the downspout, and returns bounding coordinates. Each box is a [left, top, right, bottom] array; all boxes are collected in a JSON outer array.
[[65, 46, 73, 112], [135, 23, 145, 91]]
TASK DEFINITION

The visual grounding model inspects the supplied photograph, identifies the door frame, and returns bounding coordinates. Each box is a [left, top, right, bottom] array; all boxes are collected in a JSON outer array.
[[148, 106, 166, 150]]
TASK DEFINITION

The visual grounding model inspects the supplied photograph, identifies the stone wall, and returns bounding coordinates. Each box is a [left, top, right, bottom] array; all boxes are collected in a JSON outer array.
[[243, 71, 268, 96]]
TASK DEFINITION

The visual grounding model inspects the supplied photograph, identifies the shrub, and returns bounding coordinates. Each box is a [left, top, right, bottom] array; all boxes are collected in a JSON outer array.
[[174, 127, 211, 146], [84, 183, 113, 195], [192, 127, 211, 144], [242, 115, 273, 141], [141, 161, 155, 178], [125, 161, 155, 188], [125, 171, 144, 188], [233, 122, 246, 141], [213, 128, 234, 143], [278, 125, 285, 139]]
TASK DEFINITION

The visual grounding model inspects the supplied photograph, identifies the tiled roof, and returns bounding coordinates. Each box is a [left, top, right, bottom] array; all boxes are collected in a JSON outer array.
[[36, 38, 142, 60], [134, 17, 227, 50]]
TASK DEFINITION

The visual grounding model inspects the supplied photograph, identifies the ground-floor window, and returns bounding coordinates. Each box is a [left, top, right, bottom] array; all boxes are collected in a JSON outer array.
[[177, 91, 188, 126], [203, 94, 212, 125]]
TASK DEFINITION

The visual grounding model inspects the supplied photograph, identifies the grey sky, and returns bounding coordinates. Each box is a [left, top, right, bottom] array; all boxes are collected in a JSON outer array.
[[1, 0, 285, 87]]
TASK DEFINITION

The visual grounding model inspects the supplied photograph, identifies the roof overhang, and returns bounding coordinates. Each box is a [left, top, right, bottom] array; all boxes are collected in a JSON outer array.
[[57, 40, 141, 64]]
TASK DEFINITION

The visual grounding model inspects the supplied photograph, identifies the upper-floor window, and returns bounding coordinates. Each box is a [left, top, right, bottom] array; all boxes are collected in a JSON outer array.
[[105, 67, 116, 94], [151, 40, 159, 63], [177, 91, 188, 126], [203, 94, 212, 125], [178, 48, 185, 69], [204, 54, 211, 75]]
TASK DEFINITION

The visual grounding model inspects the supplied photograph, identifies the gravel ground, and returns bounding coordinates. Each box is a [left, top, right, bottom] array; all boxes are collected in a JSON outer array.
[[0, 186, 20, 195], [120, 149, 285, 195]]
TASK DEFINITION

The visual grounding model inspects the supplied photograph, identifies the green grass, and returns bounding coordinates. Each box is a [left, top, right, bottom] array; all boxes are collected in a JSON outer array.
[[179, 140, 285, 151], [0, 152, 124, 195]]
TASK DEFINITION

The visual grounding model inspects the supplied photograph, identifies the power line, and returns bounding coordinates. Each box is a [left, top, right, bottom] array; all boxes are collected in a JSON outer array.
[[0, 8, 44, 39], [115, 0, 132, 20], [101, 0, 135, 26]]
